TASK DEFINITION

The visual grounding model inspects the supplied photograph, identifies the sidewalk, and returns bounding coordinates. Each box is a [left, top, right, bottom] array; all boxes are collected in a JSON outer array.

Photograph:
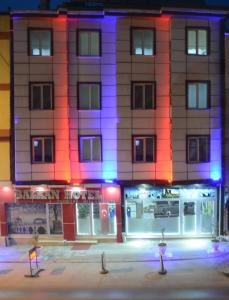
[[0, 239, 228, 263]]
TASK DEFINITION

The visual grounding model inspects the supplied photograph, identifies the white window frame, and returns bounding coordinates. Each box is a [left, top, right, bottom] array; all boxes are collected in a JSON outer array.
[[187, 28, 209, 56], [29, 29, 52, 56], [30, 83, 53, 110], [80, 136, 102, 162], [132, 82, 155, 109], [32, 136, 54, 164], [78, 83, 100, 110], [187, 136, 209, 163], [133, 136, 155, 163], [132, 28, 155, 56], [78, 30, 100, 56]]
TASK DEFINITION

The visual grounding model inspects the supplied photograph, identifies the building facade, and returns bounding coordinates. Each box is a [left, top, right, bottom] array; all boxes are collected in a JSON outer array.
[[0, 14, 12, 237], [1, 2, 227, 242]]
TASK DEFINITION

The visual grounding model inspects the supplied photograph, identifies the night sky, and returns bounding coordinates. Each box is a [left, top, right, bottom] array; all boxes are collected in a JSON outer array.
[[0, 0, 229, 10]]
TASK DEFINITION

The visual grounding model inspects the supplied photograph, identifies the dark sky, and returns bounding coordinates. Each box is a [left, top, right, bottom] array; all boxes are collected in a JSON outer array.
[[0, 0, 229, 10]]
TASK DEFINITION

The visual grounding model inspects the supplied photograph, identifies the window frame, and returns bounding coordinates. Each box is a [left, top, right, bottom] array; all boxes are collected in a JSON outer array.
[[186, 27, 210, 56], [132, 135, 156, 163], [29, 82, 54, 110], [77, 82, 101, 110], [31, 135, 55, 164], [28, 28, 53, 57], [186, 135, 210, 164], [131, 27, 156, 56], [131, 81, 156, 110], [79, 135, 102, 162], [76, 29, 101, 57], [186, 80, 210, 110]]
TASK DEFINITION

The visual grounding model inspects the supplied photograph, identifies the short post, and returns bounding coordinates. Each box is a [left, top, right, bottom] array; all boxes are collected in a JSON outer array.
[[158, 253, 167, 275], [100, 252, 109, 274]]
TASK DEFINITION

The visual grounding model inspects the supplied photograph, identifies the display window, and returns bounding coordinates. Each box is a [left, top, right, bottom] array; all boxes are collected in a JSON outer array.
[[6, 203, 63, 235], [76, 203, 117, 236], [125, 186, 217, 237]]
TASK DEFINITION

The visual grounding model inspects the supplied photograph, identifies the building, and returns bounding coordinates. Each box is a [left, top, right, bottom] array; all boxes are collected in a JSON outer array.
[[2, 0, 228, 242], [0, 13, 12, 237]]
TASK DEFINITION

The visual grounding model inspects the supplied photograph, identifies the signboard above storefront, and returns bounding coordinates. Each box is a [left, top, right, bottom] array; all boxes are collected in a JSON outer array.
[[15, 188, 102, 203]]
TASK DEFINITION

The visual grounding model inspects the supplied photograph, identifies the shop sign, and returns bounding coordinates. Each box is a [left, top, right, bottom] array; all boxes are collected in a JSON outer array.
[[15, 188, 102, 202]]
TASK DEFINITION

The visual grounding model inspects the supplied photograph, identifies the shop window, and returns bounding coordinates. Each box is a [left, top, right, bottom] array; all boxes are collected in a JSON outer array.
[[77, 30, 100, 56], [80, 136, 101, 162], [6, 203, 63, 235], [133, 136, 155, 163], [131, 28, 155, 55], [187, 81, 209, 109], [29, 29, 52, 56], [132, 82, 156, 109], [31, 136, 54, 163], [186, 28, 209, 55], [187, 135, 210, 163], [78, 83, 101, 110], [30, 82, 53, 110]]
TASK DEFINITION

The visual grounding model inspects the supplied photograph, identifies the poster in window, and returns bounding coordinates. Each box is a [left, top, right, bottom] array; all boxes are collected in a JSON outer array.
[[48, 204, 63, 234], [184, 202, 195, 215], [154, 201, 179, 218]]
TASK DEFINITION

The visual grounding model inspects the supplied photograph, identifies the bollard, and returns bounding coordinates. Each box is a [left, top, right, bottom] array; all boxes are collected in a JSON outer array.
[[100, 252, 109, 274], [158, 253, 167, 275]]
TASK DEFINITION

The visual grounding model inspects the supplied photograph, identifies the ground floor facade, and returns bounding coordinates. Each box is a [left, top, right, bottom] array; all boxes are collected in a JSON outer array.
[[0, 182, 223, 242]]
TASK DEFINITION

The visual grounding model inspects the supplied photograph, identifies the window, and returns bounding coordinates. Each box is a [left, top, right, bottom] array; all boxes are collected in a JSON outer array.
[[132, 28, 155, 55], [133, 136, 155, 163], [32, 136, 54, 163], [132, 82, 155, 109], [187, 136, 209, 163], [80, 136, 101, 162], [187, 28, 209, 55], [29, 29, 52, 56], [30, 83, 53, 110], [78, 83, 100, 110], [187, 81, 209, 109], [77, 30, 100, 56]]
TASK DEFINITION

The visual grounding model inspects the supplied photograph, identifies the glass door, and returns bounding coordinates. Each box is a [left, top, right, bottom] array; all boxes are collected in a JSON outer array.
[[76, 203, 117, 236], [182, 200, 197, 235]]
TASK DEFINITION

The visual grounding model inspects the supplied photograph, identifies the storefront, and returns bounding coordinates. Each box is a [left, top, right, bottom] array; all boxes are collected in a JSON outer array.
[[124, 185, 218, 237], [3, 184, 122, 241]]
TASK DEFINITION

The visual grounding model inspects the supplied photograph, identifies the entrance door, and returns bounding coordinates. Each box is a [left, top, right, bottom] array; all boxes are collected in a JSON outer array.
[[182, 200, 197, 235], [76, 203, 117, 236]]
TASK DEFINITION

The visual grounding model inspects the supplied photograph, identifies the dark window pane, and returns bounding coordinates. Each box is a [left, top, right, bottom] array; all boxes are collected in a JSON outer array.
[[30, 31, 40, 55], [198, 83, 207, 108], [82, 138, 91, 161], [198, 30, 207, 55], [199, 137, 208, 162], [79, 85, 90, 109], [91, 84, 100, 109], [135, 138, 144, 161], [91, 32, 100, 56], [189, 138, 198, 162], [146, 137, 154, 161], [79, 32, 89, 56], [144, 30, 153, 55], [188, 30, 197, 54], [188, 84, 197, 108], [133, 30, 142, 55], [41, 31, 51, 56], [145, 84, 153, 109], [134, 85, 143, 108], [33, 139, 42, 162], [92, 138, 101, 161], [32, 86, 41, 109], [44, 138, 53, 162], [43, 85, 52, 109]]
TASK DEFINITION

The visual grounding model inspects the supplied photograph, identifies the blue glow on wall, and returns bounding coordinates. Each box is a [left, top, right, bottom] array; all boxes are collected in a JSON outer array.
[[210, 128, 222, 181]]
